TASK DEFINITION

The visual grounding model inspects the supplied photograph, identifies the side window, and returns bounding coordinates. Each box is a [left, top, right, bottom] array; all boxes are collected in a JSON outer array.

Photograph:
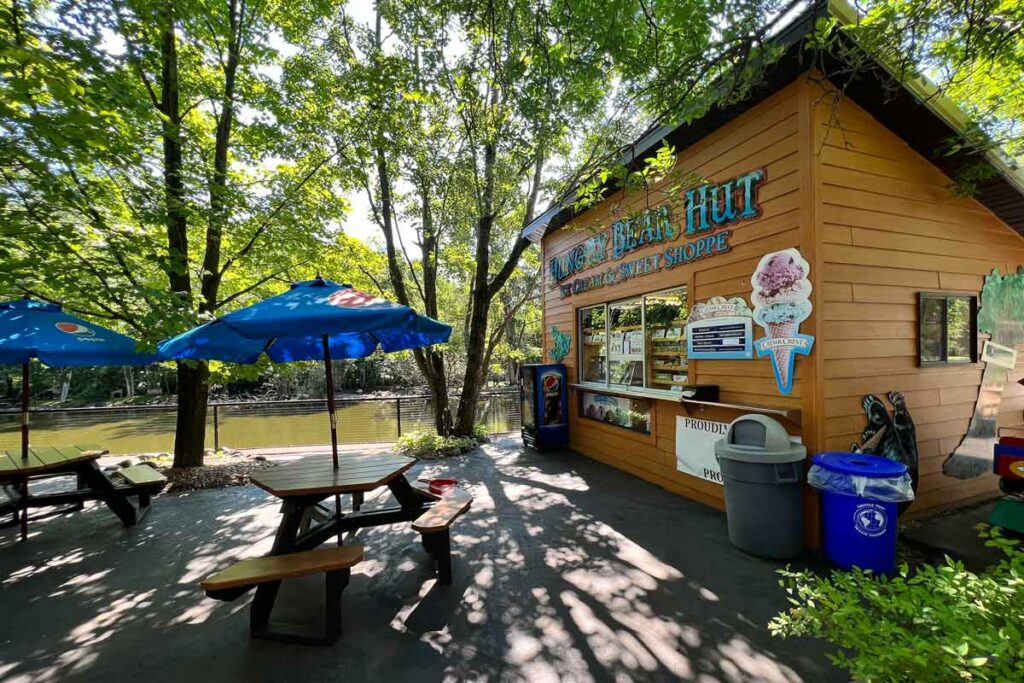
[[918, 293, 977, 366]]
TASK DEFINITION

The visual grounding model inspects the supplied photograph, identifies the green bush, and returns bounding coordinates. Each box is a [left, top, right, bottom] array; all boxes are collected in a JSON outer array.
[[769, 526, 1024, 682], [472, 423, 491, 442], [395, 430, 477, 458]]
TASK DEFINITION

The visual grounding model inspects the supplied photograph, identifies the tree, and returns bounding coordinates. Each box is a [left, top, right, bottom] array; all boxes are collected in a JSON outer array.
[[834, 0, 1024, 172], [1, 0, 350, 465], [285, 0, 641, 434]]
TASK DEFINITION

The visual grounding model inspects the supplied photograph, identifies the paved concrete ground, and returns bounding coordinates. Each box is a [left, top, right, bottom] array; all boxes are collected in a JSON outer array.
[[902, 501, 1007, 571], [0, 438, 844, 682]]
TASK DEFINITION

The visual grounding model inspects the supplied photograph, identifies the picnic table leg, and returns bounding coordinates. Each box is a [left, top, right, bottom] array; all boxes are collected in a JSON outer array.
[[19, 477, 28, 541], [270, 499, 308, 554], [249, 580, 281, 639], [387, 475, 426, 511], [422, 530, 453, 585], [75, 462, 137, 527]]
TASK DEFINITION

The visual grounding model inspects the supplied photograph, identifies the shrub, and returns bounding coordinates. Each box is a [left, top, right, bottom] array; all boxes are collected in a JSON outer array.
[[769, 526, 1024, 682], [472, 423, 491, 442], [395, 430, 477, 459]]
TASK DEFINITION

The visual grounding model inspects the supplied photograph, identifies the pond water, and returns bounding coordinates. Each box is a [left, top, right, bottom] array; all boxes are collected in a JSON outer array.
[[0, 393, 521, 456]]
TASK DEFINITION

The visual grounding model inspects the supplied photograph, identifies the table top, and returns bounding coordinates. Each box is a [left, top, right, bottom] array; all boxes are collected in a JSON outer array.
[[250, 452, 416, 498], [0, 445, 108, 477]]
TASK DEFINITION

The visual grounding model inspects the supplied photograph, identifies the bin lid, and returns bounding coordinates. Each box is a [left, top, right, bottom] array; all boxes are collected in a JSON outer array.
[[812, 452, 907, 478], [714, 414, 806, 464]]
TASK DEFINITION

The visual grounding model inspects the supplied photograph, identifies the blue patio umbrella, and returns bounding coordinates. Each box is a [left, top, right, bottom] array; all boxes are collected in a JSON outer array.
[[0, 298, 155, 460], [157, 278, 451, 469]]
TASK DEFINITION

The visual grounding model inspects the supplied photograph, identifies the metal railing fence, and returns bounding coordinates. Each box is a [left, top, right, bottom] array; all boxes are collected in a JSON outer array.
[[0, 389, 521, 455]]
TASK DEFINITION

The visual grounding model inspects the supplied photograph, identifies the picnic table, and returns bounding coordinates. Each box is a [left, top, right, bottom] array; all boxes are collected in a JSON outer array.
[[250, 452, 428, 554], [202, 452, 472, 644], [0, 445, 165, 540]]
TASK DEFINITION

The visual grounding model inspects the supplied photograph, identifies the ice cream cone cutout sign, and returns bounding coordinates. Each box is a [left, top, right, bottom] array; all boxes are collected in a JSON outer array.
[[751, 249, 815, 395]]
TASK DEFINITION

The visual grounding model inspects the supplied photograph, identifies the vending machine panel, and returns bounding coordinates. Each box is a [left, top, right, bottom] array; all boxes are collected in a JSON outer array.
[[519, 363, 568, 449]]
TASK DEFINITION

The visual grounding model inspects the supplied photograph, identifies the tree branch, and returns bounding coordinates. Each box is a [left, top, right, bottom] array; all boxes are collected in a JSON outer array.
[[218, 147, 341, 278], [213, 260, 307, 311]]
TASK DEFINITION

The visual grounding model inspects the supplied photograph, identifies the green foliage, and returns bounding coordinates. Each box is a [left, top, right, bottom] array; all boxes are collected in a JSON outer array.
[[394, 429, 478, 459], [978, 270, 1024, 344], [574, 142, 681, 213], [0, 0, 368, 341], [839, 0, 1024, 168], [769, 526, 1024, 682]]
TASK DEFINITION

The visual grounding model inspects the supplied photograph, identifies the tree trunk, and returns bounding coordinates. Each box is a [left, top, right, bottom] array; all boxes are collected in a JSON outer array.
[[453, 136, 498, 436], [199, 0, 243, 308], [123, 366, 134, 398], [428, 367, 451, 436], [174, 362, 209, 467], [455, 295, 490, 435], [158, 12, 207, 467]]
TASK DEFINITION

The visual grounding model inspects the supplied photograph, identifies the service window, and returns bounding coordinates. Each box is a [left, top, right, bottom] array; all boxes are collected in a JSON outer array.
[[644, 287, 689, 390], [577, 285, 689, 391], [919, 293, 977, 366], [579, 305, 607, 382], [608, 299, 643, 387]]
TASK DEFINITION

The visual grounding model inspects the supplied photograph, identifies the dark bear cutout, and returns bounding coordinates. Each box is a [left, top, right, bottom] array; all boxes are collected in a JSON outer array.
[[853, 392, 919, 515]]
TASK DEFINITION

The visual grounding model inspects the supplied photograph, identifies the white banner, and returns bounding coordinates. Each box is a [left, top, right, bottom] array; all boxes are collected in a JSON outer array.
[[675, 416, 729, 484]]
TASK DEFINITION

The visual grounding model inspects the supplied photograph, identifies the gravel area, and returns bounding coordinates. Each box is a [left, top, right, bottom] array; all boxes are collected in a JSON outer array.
[[158, 456, 278, 492], [107, 451, 280, 493]]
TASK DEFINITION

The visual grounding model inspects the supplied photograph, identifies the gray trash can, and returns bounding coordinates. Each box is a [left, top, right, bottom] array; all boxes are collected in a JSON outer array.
[[714, 414, 806, 559]]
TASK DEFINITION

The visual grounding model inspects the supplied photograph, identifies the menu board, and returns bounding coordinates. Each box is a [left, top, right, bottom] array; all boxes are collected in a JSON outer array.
[[686, 317, 753, 360]]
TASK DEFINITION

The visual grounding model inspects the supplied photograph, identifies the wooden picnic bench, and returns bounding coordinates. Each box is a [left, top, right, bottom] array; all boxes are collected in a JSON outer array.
[[0, 445, 166, 540], [202, 545, 364, 645], [410, 481, 473, 585]]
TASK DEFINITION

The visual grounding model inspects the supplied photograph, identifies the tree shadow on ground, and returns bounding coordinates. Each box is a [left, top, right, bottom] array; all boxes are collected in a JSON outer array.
[[0, 437, 842, 682]]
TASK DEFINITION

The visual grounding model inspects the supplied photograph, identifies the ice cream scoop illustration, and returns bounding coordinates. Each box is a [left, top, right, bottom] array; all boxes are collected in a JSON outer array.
[[751, 249, 815, 394], [752, 252, 812, 308]]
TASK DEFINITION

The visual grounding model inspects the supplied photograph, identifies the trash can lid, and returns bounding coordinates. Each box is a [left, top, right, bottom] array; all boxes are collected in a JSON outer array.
[[714, 414, 807, 464], [812, 452, 907, 478]]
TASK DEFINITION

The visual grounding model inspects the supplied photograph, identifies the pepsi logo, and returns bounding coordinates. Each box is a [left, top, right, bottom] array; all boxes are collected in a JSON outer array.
[[327, 289, 380, 308], [55, 322, 96, 337]]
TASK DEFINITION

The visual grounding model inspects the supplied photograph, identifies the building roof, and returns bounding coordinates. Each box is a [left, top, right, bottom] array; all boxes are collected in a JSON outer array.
[[521, 0, 1024, 244]]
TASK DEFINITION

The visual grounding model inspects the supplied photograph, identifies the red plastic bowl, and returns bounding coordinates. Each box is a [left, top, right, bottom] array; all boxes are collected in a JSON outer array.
[[428, 478, 458, 495]]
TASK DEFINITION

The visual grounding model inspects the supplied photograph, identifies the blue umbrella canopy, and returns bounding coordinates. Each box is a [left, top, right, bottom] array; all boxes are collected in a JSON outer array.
[[157, 279, 451, 363], [0, 298, 155, 367], [0, 298, 154, 468], [157, 278, 451, 478]]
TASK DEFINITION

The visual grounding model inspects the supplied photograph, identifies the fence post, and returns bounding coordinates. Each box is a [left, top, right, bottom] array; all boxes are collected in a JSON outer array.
[[213, 404, 220, 452], [396, 398, 402, 438]]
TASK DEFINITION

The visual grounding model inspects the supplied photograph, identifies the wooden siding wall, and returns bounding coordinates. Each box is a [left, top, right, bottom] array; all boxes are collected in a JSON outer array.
[[811, 80, 1024, 515], [541, 81, 811, 511]]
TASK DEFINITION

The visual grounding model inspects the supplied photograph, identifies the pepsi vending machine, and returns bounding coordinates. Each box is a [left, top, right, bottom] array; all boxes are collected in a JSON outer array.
[[519, 363, 568, 450]]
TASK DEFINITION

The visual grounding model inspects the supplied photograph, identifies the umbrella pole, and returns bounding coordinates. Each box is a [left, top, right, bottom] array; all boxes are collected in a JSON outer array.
[[321, 336, 343, 546], [19, 361, 29, 541], [21, 361, 29, 460], [321, 336, 340, 468]]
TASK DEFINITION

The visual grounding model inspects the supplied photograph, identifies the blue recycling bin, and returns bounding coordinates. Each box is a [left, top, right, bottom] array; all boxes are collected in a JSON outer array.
[[812, 452, 909, 574]]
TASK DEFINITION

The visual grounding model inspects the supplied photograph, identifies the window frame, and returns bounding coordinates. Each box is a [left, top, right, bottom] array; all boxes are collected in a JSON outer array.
[[917, 292, 978, 367], [575, 284, 689, 400]]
